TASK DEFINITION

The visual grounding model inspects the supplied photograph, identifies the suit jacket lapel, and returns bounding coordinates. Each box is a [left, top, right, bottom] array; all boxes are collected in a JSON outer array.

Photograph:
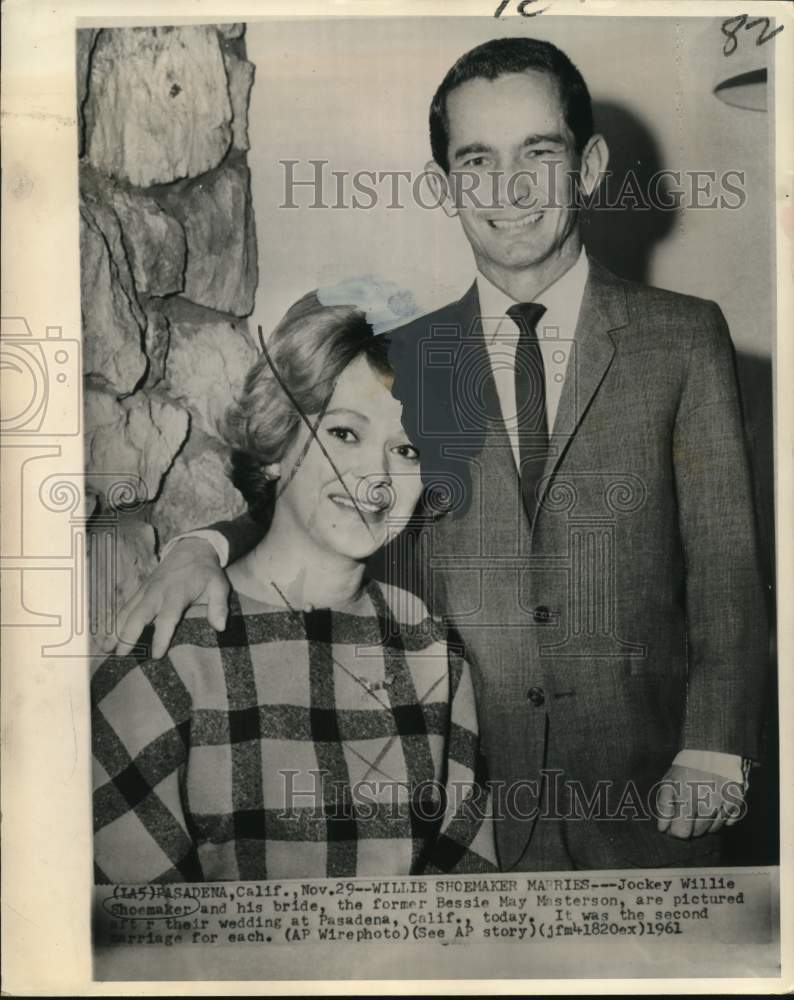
[[436, 266, 629, 531], [455, 281, 517, 459], [533, 260, 628, 522], [434, 282, 524, 556]]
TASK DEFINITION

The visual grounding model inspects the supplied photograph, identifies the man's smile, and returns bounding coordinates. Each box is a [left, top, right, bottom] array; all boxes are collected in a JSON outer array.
[[488, 211, 544, 231]]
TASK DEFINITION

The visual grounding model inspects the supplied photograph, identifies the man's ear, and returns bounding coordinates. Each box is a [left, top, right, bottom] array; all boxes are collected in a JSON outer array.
[[424, 160, 459, 219], [578, 134, 609, 197], [264, 462, 281, 481]]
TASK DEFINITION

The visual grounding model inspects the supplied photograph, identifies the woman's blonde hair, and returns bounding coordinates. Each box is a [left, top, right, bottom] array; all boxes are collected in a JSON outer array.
[[224, 291, 393, 525]]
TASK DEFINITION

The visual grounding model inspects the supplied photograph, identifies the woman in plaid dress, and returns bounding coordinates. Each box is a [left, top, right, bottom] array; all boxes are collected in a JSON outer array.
[[92, 284, 497, 883]]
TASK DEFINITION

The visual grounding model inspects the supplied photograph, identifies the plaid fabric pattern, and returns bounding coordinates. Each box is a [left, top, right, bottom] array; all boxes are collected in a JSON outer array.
[[93, 580, 496, 883]]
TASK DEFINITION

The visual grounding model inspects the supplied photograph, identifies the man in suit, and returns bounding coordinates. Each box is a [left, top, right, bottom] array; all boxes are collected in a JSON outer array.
[[110, 37, 767, 871]]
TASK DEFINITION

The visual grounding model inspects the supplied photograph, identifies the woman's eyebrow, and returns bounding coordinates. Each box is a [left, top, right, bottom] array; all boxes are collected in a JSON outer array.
[[324, 407, 370, 423]]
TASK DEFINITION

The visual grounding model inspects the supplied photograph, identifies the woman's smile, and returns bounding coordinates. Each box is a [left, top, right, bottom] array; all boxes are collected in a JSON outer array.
[[328, 490, 391, 519]]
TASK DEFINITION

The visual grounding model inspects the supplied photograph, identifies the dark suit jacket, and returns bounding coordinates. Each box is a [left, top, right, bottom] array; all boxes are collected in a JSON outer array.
[[216, 259, 768, 871]]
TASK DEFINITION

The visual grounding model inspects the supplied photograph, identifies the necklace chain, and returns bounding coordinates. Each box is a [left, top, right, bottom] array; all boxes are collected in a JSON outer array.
[[268, 580, 393, 696]]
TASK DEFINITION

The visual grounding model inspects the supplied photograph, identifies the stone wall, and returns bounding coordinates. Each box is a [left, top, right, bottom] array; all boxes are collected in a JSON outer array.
[[79, 24, 258, 616]]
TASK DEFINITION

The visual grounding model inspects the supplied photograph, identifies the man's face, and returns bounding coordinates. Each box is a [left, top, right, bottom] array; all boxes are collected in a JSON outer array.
[[443, 70, 582, 277]]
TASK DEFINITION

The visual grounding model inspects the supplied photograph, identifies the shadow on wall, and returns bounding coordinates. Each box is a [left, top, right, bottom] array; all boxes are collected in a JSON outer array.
[[582, 100, 778, 865], [581, 101, 679, 283]]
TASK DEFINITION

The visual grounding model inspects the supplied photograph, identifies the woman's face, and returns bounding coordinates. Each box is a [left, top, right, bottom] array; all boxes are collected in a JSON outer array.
[[272, 353, 423, 563]]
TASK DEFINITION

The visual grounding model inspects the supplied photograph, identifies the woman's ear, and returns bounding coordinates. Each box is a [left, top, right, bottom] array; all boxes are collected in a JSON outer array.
[[424, 160, 459, 219], [264, 462, 281, 481]]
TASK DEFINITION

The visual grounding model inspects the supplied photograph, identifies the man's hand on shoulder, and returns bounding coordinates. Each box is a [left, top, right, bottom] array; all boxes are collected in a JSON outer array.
[[656, 764, 746, 840], [104, 538, 230, 659]]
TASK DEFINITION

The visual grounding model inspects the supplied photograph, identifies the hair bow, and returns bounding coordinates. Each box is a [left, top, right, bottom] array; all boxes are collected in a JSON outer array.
[[316, 274, 421, 334]]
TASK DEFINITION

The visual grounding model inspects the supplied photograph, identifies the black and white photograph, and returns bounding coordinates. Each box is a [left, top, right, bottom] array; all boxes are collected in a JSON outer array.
[[1, 0, 791, 993]]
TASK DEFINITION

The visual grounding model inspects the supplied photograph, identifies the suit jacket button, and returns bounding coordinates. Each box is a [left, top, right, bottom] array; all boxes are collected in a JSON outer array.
[[533, 605, 551, 624], [527, 686, 545, 707]]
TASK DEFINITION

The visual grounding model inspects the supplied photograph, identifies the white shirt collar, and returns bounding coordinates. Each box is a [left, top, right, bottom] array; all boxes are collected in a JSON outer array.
[[475, 247, 590, 342]]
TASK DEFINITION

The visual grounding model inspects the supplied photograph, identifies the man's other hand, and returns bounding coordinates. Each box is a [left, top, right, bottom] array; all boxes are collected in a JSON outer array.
[[655, 764, 746, 839], [103, 538, 230, 659]]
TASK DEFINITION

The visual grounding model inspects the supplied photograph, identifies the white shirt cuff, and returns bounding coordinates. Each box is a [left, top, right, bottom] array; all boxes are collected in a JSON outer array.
[[673, 749, 749, 790], [160, 529, 230, 569]]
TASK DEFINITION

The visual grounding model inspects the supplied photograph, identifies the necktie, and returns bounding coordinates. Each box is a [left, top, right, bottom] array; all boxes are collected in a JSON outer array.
[[506, 302, 548, 523]]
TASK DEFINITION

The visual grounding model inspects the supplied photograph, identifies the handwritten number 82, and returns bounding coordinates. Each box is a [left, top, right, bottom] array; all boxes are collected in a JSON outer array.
[[721, 14, 784, 56], [492, 6, 783, 56]]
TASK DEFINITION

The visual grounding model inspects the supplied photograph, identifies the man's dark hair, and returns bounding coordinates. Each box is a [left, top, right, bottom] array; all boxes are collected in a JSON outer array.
[[429, 36, 594, 172]]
